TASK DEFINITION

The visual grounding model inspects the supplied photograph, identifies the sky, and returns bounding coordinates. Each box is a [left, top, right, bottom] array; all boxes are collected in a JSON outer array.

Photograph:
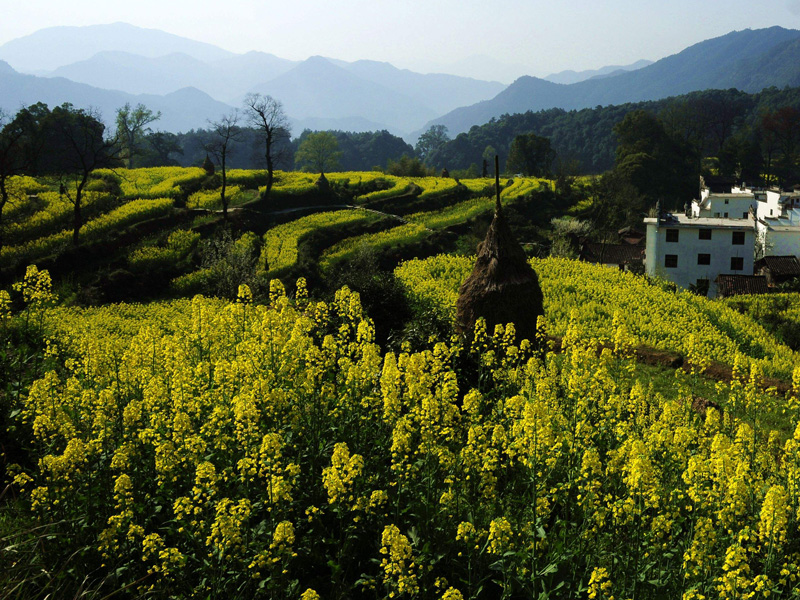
[[2, 0, 800, 81]]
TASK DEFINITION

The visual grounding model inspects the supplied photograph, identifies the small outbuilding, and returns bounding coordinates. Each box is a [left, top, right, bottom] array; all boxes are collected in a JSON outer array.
[[715, 274, 769, 298], [754, 255, 800, 287]]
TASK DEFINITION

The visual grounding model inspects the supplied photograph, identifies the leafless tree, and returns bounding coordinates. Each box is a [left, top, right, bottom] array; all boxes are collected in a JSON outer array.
[[205, 110, 242, 219], [243, 93, 291, 203]]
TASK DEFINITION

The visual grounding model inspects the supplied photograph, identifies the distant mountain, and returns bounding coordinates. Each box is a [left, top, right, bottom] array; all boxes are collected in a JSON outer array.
[[427, 27, 800, 136], [335, 60, 505, 116], [438, 55, 532, 85], [2, 23, 506, 134], [43, 51, 503, 120], [0, 23, 234, 73], [0, 61, 234, 132], [247, 56, 440, 135], [46, 50, 298, 102], [544, 60, 653, 85]]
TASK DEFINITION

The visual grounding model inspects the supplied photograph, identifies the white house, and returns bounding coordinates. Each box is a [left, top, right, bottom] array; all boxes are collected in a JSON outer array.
[[692, 188, 756, 220], [754, 189, 800, 257], [644, 212, 755, 297]]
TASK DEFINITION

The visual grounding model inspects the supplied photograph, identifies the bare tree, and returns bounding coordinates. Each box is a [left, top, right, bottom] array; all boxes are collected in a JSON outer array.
[[116, 103, 161, 169], [205, 110, 242, 219], [43, 104, 122, 244], [243, 93, 290, 203]]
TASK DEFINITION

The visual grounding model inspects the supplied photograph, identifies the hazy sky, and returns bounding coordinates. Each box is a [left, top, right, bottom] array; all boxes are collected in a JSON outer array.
[[3, 0, 800, 80]]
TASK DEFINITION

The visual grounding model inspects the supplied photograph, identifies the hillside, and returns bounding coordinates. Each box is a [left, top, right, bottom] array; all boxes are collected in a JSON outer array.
[[3, 166, 800, 598], [426, 86, 800, 173], [429, 27, 800, 135]]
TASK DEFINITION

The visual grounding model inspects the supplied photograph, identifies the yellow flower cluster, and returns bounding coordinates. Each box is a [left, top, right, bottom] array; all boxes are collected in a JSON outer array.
[[380, 524, 419, 596], [322, 442, 364, 505]]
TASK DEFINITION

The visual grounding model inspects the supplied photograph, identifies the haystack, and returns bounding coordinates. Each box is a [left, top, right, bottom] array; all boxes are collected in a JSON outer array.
[[455, 159, 544, 343]]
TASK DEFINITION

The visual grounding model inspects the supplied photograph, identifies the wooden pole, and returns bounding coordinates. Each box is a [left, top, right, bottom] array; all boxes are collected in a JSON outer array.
[[495, 154, 501, 214]]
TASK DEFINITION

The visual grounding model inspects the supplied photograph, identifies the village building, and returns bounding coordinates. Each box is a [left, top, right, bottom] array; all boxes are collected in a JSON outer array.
[[753, 188, 800, 256], [716, 274, 769, 298], [644, 180, 800, 297], [691, 187, 756, 220], [754, 255, 800, 288], [644, 211, 755, 297]]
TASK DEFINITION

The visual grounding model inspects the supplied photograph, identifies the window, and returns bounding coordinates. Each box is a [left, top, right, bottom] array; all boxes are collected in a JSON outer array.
[[724, 199, 729, 204], [731, 257, 744, 271], [724, 212, 729, 218], [666, 229, 679, 242], [665, 254, 678, 268], [714, 212, 720, 217], [732, 231, 745, 245], [697, 253, 711, 265], [699, 229, 711, 240], [743, 212, 748, 219]]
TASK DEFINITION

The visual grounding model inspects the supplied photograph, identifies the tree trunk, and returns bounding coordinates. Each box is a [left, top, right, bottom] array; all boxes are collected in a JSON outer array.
[[266, 155, 274, 202], [0, 178, 7, 256], [263, 130, 275, 205], [221, 149, 228, 220], [72, 176, 88, 246], [72, 198, 82, 246]]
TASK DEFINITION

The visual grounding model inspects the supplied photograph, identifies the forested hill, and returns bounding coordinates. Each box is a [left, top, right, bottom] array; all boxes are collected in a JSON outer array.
[[428, 27, 800, 136], [427, 86, 800, 174]]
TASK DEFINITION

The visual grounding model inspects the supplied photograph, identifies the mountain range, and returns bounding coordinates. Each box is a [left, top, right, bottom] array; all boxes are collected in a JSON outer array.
[[426, 26, 800, 136], [2, 23, 800, 140]]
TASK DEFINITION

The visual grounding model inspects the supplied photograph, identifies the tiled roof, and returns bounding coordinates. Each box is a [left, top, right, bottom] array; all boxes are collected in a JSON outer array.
[[716, 275, 768, 297], [756, 255, 800, 277], [580, 242, 644, 265]]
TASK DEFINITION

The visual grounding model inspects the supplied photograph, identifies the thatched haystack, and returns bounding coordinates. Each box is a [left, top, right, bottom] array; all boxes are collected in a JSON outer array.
[[455, 163, 544, 343], [315, 172, 331, 193]]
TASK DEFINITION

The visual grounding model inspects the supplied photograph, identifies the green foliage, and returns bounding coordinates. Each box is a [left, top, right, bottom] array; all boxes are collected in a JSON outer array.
[[415, 124, 450, 165], [724, 293, 800, 351], [294, 131, 342, 174], [128, 229, 200, 274], [386, 154, 432, 177], [115, 103, 161, 169], [181, 230, 262, 298], [613, 109, 698, 209], [430, 87, 800, 175], [506, 132, 557, 177]]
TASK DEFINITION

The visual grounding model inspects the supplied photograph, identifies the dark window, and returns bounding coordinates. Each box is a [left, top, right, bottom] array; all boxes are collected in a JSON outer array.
[[732, 231, 745, 245], [665, 254, 678, 268], [743, 212, 748, 219], [666, 229, 679, 242], [697, 253, 711, 265], [731, 257, 744, 271], [724, 199, 729, 204], [699, 229, 711, 240], [724, 212, 729, 218]]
